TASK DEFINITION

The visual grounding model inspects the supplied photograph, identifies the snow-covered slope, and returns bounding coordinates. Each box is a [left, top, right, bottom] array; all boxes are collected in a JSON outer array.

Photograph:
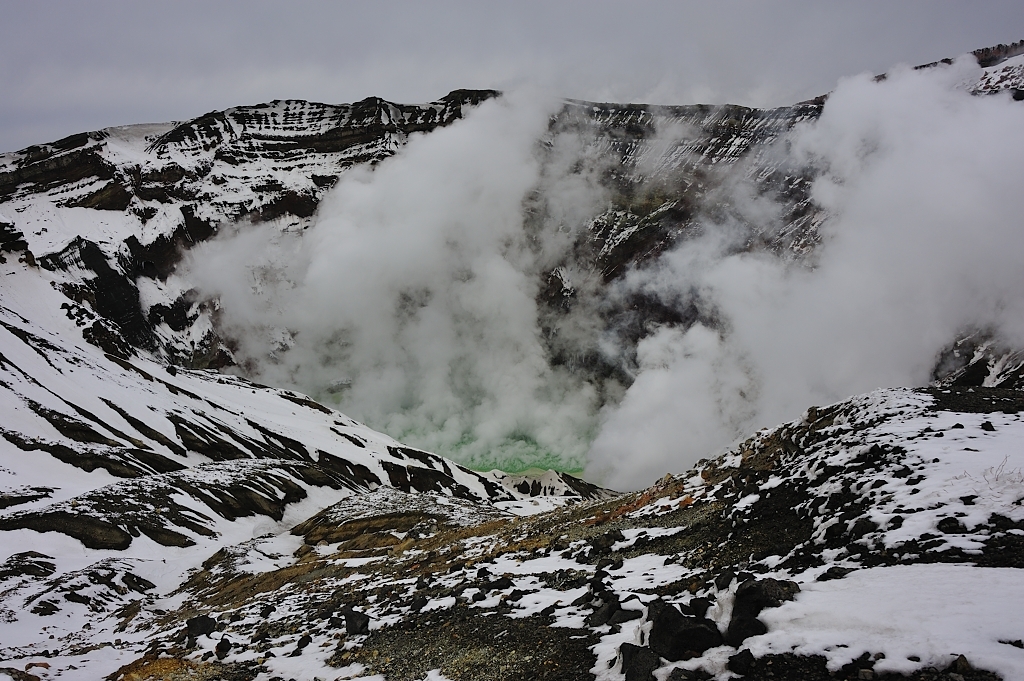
[[5, 386, 1018, 680]]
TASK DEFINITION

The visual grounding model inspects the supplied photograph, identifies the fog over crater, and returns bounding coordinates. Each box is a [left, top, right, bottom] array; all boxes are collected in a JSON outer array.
[[187, 58, 1024, 489]]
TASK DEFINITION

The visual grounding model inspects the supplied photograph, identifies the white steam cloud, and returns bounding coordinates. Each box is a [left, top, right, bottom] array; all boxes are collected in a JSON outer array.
[[187, 58, 1024, 489], [587, 58, 1024, 488], [187, 91, 607, 472]]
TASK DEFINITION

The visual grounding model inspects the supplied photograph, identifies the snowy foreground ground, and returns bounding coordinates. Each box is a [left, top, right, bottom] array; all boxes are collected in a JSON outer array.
[[3, 385, 1023, 681]]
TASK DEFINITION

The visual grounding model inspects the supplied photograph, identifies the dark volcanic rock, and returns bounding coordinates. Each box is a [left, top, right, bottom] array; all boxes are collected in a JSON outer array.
[[343, 608, 370, 635], [725, 578, 799, 646], [725, 615, 768, 648], [215, 636, 232, 659], [187, 614, 217, 638], [732, 578, 800, 619], [0, 511, 132, 550], [937, 516, 968, 534], [591, 528, 625, 552], [586, 598, 620, 626], [121, 571, 156, 592], [816, 566, 855, 582], [408, 594, 428, 612], [619, 643, 661, 681], [0, 551, 56, 580], [728, 649, 755, 675], [648, 600, 723, 661], [608, 607, 643, 624]]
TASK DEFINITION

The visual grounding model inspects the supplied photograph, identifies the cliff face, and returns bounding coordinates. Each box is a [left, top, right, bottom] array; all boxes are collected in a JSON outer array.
[[0, 90, 498, 367]]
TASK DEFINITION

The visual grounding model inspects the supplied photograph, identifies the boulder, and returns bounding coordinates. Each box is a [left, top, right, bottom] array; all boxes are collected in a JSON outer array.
[[487, 576, 514, 591], [725, 614, 767, 647], [731, 578, 800, 620], [619, 643, 661, 681], [409, 594, 428, 612], [591, 529, 625, 552], [343, 609, 370, 635], [682, 597, 712, 619], [648, 600, 723, 661], [215, 637, 232, 660], [728, 649, 755, 675], [725, 579, 799, 646], [937, 517, 967, 534], [608, 608, 643, 625], [586, 599, 620, 627], [186, 614, 217, 638]]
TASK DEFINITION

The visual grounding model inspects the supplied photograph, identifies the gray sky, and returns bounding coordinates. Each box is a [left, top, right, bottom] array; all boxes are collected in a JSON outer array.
[[1, 0, 1021, 153]]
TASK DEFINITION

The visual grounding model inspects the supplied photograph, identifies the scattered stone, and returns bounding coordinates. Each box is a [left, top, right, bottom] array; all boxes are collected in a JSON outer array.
[[409, 594, 428, 612], [121, 572, 156, 593], [343, 609, 370, 635], [948, 654, 973, 673], [728, 649, 755, 675], [817, 566, 854, 581], [618, 643, 660, 681], [608, 608, 642, 625], [938, 517, 968, 534], [572, 590, 594, 606], [683, 597, 712, 619], [488, 576, 514, 591], [586, 599, 620, 627], [186, 615, 217, 638], [591, 529, 625, 552], [666, 669, 703, 681], [981, 421, 995, 431], [725, 616, 767, 647], [215, 637, 232, 660], [648, 600, 723, 661], [726, 578, 799, 646], [732, 578, 800, 618]]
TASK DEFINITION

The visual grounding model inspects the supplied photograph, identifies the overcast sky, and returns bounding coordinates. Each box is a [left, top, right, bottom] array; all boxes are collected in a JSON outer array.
[[1, 1, 1021, 153]]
